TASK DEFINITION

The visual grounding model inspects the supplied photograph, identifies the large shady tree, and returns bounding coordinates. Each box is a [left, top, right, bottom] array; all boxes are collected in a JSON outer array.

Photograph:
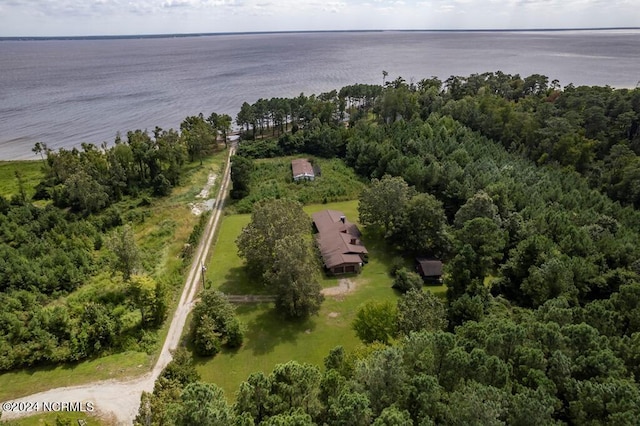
[[236, 198, 323, 318]]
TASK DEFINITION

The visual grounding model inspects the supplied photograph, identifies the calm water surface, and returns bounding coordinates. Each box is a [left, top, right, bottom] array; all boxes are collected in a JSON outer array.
[[1, 30, 639, 160]]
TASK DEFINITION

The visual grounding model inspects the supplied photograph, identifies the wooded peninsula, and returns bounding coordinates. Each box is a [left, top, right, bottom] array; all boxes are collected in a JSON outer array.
[[2, 72, 640, 425]]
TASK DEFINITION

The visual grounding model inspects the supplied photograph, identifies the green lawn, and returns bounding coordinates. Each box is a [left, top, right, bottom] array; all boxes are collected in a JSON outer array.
[[206, 213, 258, 295], [196, 200, 407, 401], [427, 283, 448, 298]]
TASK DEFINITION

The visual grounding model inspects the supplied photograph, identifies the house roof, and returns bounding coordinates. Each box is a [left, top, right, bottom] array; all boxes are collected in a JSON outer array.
[[291, 158, 314, 178], [316, 236, 365, 268], [416, 258, 443, 277], [311, 210, 361, 236], [312, 210, 367, 269], [337, 232, 368, 253]]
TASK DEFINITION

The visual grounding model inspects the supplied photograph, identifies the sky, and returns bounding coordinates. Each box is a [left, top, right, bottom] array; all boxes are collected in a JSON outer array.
[[0, 0, 638, 37]]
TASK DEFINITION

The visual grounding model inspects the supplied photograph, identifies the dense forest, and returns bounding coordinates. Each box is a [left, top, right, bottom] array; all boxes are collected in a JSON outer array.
[[170, 73, 640, 424], [0, 114, 228, 371]]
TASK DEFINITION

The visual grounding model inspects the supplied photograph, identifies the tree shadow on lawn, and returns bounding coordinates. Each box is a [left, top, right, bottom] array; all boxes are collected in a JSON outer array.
[[237, 304, 317, 356], [218, 266, 272, 295]]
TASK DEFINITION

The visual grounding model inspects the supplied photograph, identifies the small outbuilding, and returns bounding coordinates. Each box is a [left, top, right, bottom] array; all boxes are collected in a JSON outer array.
[[292, 158, 315, 181], [312, 210, 368, 275], [416, 258, 444, 283]]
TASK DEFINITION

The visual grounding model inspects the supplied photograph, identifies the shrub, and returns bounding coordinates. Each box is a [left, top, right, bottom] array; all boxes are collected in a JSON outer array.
[[193, 314, 223, 356], [153, 174, 172, 196], [191, 290, 244, 357], [352, 301, 397, 345], [391, 268, 424, 293], [390, 257, 406, 277]]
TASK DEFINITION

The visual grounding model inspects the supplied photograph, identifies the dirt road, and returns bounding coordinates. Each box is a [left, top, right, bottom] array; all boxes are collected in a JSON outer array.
[[1, 146, 235, 425]]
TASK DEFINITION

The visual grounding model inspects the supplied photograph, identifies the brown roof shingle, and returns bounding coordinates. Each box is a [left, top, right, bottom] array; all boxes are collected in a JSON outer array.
[[312, 210, 361, 236], [416, 258, 443, 277], [312, 210, 367, 270]]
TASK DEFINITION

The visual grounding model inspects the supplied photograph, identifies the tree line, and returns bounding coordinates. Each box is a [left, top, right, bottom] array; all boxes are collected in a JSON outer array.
[[379, 72, 640, 207], [32, 111, 231, 216]]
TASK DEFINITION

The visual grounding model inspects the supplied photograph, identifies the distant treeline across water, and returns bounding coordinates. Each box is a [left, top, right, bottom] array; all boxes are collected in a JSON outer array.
[[1, 29, 639, 160]]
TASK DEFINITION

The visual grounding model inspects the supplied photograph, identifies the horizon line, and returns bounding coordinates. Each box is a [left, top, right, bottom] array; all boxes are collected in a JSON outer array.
[[2, 26, 639, 41]]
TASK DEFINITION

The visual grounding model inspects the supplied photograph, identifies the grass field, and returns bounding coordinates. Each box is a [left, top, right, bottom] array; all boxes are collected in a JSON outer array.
[[195, 200, 421, 401], [3, 411, 104, 426], [0, 149, 229, 404], [231, 156, 367, 213], [0, 351, 151, 404], [0, 161, 44, 199]]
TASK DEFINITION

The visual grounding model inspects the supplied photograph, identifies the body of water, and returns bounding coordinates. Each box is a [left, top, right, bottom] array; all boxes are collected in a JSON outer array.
[[1, 30, 639, 160]]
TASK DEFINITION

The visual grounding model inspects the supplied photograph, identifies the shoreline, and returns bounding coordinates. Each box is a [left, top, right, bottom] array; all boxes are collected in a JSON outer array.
[[2, 27, 639, 41]]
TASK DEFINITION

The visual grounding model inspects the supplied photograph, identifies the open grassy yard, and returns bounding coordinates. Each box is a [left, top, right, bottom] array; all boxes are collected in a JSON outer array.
[[0, 150, 229, 402], [196, 200, 411, 401], [207, 213, 256, 295], [208, 200, 364, 295]]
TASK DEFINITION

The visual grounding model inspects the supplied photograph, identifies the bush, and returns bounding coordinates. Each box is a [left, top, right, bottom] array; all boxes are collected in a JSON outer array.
[[186, 211, 210, 248], [391, 268, 424, 293], [352, 301, 397, 344], [194, 315, 223, 356], [190, 291, 244, 357], [390, 257, 406, 277], [225, 317, 245, 348], [153, 173, 172, 196], [236, 139, 282, 159], [92, 206, 123, 232]]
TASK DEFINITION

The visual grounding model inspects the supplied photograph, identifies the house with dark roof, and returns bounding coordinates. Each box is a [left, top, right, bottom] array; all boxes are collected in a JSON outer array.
[[415, 258, 444, 283], [291, 158, 315, 181], [312, 210, 368, 275]]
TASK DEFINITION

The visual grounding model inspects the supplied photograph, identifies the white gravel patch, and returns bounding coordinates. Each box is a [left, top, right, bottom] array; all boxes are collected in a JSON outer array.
[[190, 173, 217, 216], [322, 278, 357, 296]]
